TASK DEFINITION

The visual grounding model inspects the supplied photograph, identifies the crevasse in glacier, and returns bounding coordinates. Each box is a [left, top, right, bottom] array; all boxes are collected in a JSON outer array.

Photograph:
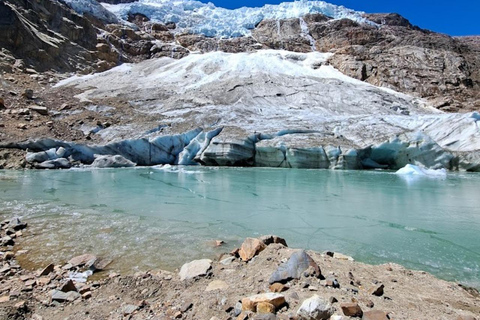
[[99, 0, 371, 37]]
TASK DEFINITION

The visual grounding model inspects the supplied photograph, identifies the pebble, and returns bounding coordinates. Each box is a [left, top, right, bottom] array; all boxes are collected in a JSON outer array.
[[340, 302, 363, 317]]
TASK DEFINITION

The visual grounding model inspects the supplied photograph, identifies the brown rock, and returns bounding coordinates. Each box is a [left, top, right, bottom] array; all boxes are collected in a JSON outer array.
[[37, 277, 51, 286], [362, 310, 390, 320], [341, 303, 363, 317], [39, 263, 54, 276], [239, 238, 267, 261], [259, 235, 288, 247], [256, 302, 276, 314], [0, 296, 9, 303], [59, 279, 77, 292], [270, 283, 289, 293], [369, 284, 384, 296], [82, 291, 92, 300], [68, 253, 97, 267], [3, 251, 14, 260], [242, 293, 285, 312], [0, 97, 5, 109]]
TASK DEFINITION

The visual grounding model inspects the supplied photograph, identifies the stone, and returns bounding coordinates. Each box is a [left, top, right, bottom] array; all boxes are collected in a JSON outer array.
[[257, 302, 276, 314], [38, 277, 51, 286], [215, 240, 225, 246], [9, 217, 27, 231], [253, 314, 277, 320], [205, 280, 229, 292], [51, 290, 68, 302], [269, 250, 321, 284], [369, 284, 384, 296], [82, 291, 92, 299], [325, 275, 340, 288], [59, 279, 77, 292], [0, 296, 9, 303], [122, 304, 138, 315], [270, 283, 289, 293], [0, 97, 5, 109], [297, 295, 333, 320], [362, 310, 390, 320], [3, 251, 14, 260], [220, 256, 235, 265], [259, 235, 288, 247], [91, 258, 113, 271], [179, 259, 212, 281], [23, 89, 33, 99], [333, 253, 354, 261], [25, 279, 36, 287], [29, 105, 48, 115], [40, 263, 54, 276], [242, 293, 286, 312], [239, 238, 267, 261], [341, 303, 363, 317], [68, 254, 97, 267], [181, 302, 193, 312]]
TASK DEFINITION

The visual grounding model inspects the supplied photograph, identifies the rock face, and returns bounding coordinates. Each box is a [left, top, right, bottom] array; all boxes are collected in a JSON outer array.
[[269, 250, 322, 284]]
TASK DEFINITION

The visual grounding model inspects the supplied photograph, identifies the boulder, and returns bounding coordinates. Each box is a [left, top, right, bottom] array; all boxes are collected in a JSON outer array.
[[179, 259, 212, 281], [39, 263, 54, 276], [91, 154, 136, 168], [297, 295, 333, 320], [238, 237, 267, 262], [269, 250, 322, 284], [242, 293, 285, 312], [256, 302, 276, 314], [59, 279, 77, 292]]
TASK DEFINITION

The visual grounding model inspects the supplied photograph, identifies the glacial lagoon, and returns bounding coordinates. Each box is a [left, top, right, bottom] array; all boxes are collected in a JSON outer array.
[[0, 167, 479, 288]]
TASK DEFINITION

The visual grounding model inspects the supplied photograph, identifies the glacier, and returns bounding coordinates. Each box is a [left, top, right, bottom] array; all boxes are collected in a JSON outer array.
[[98, 0, 371, 37], [8, 49, 478, 171]]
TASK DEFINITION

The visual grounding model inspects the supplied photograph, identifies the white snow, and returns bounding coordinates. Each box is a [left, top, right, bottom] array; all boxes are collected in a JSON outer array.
[[100, 0, 372, 37], [62, 0, 118, 23], [396, 164, 447, 178]]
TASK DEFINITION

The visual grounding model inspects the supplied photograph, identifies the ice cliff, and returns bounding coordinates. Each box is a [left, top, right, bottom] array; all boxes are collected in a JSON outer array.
[[86, 0, 371, 37]]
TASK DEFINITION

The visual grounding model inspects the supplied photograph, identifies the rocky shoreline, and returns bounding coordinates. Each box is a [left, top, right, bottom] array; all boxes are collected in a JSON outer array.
[[0, 218, 478, 320]]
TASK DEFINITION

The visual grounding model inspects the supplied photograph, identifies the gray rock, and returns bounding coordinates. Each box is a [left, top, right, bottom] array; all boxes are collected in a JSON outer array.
[[122, 304, 138, 315], [51, 290, 68, 302], [9, 217, 27, 231], [269, 250, 321, 284], [297, 295, 333, 320], [179, 259, 212, 281], [91, 154, 136, 168]]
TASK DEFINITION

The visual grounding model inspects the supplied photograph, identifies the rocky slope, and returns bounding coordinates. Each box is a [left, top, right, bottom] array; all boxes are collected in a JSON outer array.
[[0, 0, 479, 171], [0, 218, 479, 320]]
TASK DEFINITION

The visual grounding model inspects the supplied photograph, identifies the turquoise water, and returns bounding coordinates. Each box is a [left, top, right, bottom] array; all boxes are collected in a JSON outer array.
[[0, 167, 479, 288]]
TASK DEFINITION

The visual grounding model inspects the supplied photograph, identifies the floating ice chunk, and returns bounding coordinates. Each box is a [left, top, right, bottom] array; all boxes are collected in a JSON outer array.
[[395, 164, 447, 178]]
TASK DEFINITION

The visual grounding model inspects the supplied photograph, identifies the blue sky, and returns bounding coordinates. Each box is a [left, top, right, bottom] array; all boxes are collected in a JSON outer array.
[[200, 0, 479, 36]]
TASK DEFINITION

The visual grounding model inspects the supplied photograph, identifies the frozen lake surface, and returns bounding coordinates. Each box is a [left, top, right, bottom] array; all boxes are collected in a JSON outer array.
[[0, 167, 479, 288]]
